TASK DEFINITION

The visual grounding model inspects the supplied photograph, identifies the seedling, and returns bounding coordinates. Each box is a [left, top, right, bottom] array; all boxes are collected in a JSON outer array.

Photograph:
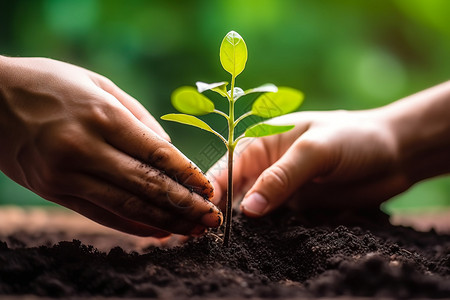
[[162, 31, 303, 246]]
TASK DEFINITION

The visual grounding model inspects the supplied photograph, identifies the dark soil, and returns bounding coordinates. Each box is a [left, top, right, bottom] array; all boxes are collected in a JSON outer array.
[[0, 208, 449, 298]]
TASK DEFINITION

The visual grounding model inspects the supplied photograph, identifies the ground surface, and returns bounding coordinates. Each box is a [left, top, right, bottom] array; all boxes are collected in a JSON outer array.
[[0, 207, 449, 298]]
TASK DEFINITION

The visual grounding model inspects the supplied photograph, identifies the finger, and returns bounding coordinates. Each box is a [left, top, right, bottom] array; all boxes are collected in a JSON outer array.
[[95, 101, 214, 199], [52, 195, 171, 237], [96, 75, 171, 141], [82, 143, 222, 227], [207, 116, 311, 208], [240, 137, 330, 217], [59, 173, 216, 235]]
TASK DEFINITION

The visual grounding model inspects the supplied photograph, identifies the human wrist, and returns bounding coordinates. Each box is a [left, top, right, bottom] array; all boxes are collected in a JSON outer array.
[[382, 81, 450, 183]]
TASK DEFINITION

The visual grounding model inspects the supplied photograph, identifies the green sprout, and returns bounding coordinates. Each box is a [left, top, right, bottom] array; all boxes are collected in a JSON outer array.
[[162, 31, 304, 246]]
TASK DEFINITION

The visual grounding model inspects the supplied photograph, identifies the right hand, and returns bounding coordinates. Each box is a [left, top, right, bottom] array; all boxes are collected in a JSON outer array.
[[208, 110, 409, 216], [0, 56, 222, 237]]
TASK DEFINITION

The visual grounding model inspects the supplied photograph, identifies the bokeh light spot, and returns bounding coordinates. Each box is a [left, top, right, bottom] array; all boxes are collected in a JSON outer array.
[[44, 0, 99, 37], [356, 48, 406, 104]]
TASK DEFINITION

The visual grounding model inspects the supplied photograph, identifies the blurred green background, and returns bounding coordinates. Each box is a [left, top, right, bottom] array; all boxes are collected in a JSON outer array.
[[1, 0, 449, 213]]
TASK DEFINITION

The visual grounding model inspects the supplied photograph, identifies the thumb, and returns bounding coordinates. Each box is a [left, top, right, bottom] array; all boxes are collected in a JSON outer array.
[[240, 140, 327, 217]]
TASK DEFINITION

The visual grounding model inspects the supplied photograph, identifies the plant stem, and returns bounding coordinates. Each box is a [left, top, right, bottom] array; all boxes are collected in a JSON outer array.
[[223, 146, 234, 247], [213, 109, 229, 120], [223, 75, 236, 247]]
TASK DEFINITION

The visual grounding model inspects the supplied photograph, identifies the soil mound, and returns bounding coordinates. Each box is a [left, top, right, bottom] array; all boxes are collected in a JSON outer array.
[[0, 209, 449, 298]]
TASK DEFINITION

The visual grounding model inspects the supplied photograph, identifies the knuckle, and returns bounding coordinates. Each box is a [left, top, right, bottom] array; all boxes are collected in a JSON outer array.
[[115, 195, 145, 220], [121, 196, 141, 214], [296, 136, 330, 158], [137, 169, 166, 198], [84, 98, 118, 129], [166, 192, 195, 212], [99, 75, 115, 87], [263, 164, 291, 191], [148, 146, 173, 166]]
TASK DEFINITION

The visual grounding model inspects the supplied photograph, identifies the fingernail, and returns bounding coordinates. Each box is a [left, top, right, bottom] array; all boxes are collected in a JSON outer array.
[[241, 193, 268, 216], [201, 210, 223, 227]]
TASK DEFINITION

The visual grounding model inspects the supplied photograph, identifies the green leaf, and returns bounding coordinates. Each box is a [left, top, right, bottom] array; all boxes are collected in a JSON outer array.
[[245, 83, 278, 95], [252, 87, 304, 118], [196, 81, 228, 98], [161, 113, 215, 133], [171, 86, 215, 115], [161, 113, 226, 142], [220, 31, 247, 78], [244, 123, 295, 138]]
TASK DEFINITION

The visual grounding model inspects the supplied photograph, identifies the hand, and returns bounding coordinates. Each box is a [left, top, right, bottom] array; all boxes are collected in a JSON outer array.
[[208, 110, 409, 216], [0, 56, 222, 237]]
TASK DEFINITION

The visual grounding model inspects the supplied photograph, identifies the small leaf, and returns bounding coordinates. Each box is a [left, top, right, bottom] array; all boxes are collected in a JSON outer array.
[[244, 123, 295, 138], [171, 87, 215, 115], [196, 81, 228, 98], [245, 83, 278, 95], [252, 87, 304, 118], [161, 113, 214, 133], [220, 31, 248, 78], [228, 87, 245, 100], [161, 113, 226, 142]]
